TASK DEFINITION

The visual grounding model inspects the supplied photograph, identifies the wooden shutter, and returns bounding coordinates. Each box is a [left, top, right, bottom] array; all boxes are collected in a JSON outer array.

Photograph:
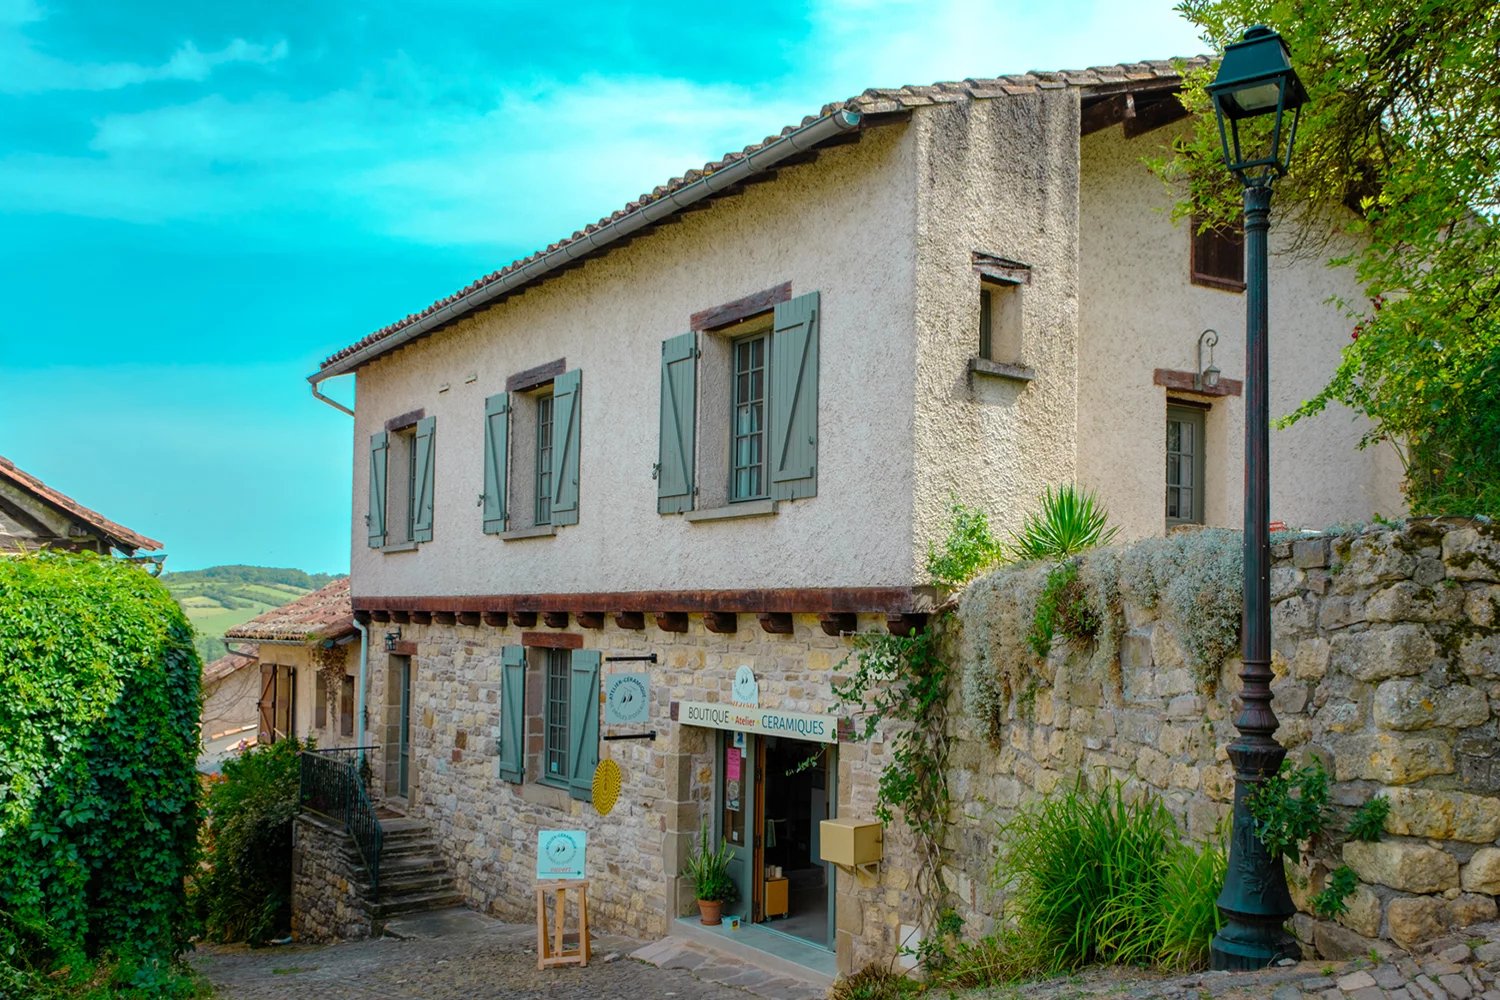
[[550, 369, 582, 526], [412, 416, 436, 542], [257, 663, 275, 743], [367, 431, 389, 547], [340, 676, 355, 737], [1190, 215, 1245, 291], [314, 673, 327, 729], [658, 332, 697, 514], [769, 291, 820, 500], [498, 646, 526, 783], [482, 392, 510, 534], [566, 648, 601, 801]]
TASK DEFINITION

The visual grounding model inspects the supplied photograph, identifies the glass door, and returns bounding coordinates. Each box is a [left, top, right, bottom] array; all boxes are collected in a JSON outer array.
[[718, 731, 759, 921]]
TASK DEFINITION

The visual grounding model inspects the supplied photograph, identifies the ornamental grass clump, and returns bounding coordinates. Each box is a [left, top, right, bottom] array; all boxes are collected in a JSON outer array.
[[1009, 485, 1119, 562]]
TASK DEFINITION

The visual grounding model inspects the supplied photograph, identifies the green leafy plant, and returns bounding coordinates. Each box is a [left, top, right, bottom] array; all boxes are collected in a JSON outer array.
[[1009, 485, 1119, 562], [829, 964, 922, 1000], [1312, 866, 1359, 920], [1247, 760, 1331, 863], [926, 498, 1006, 590], [0, 552, 202, 984], [1028, 560, 1101, 658], [682, 825, 739, 904], [193, 737, 309, 944], [1348, 795, 1391, 843]]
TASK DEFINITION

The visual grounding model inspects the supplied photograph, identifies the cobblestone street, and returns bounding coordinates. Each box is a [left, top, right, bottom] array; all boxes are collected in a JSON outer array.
[[190, 908, 819, 1000]]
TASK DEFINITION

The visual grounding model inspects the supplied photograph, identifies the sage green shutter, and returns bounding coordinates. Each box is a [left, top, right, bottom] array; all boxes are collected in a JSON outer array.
[[412, 415, 436, 542], [483, 393, 510, 534], [367, 431, 388, 547], [566, 648, 601, 801], [658, 332, 697, 513], [769, 290, 820, 500], [498, 646, 526, 783], [550, 369, 582, 526]]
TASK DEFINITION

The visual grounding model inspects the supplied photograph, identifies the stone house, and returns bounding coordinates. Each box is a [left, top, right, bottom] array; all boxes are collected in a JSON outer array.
[[305, 60, 1402, 973], [206, 578, 362, 763], [0, 453, 161, 560]]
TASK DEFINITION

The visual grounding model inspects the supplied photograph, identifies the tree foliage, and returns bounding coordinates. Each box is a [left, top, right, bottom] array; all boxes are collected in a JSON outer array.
[[1161, 0, 1500, 515], [0, 552, 201, 988]]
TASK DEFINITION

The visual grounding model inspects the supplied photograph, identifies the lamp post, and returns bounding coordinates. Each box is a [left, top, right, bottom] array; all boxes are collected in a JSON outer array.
[[1206, 25, 1308, 971]]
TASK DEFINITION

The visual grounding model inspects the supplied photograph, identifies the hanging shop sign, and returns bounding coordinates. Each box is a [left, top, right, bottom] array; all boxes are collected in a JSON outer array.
[[604, 672, 650, 725], [537, 829, 588, 880], [731, 666, 760, 707], [676, 700, 838, 744]]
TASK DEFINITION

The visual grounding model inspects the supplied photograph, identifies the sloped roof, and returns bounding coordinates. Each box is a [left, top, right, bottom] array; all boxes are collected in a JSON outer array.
[[224, 577, 354, 643], [315, 58, 1208, 378], [203, 644, 258, 684], [0, 454, 162, 554]]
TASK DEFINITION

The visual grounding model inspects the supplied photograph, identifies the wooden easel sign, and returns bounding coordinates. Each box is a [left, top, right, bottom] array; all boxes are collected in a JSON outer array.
[[535, 830, 590, 969], [536, 829, 587, 880]]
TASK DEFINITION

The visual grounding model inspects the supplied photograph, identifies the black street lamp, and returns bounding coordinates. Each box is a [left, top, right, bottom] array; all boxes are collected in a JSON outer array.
[[1206, 25, 1308, 971]]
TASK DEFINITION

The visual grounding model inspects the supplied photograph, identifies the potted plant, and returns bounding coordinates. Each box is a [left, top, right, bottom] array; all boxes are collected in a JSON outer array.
[[683, 825, 739, 925]]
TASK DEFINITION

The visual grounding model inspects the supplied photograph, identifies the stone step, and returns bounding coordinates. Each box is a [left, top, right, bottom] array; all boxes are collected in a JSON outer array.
[[358, 871, 455, 899], [371, 889, 465, 920]]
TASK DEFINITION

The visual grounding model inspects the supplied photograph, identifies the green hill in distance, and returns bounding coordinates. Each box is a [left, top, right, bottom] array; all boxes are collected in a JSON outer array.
[[162, 565, 346, 665]]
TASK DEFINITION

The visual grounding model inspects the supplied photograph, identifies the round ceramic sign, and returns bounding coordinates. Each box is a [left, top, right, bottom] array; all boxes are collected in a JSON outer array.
[[592, 759, 622, 816]]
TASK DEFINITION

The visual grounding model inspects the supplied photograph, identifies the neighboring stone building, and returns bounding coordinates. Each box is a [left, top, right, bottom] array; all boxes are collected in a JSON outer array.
[[215, 578, 362, 754], [305, 60, 1404, 973], [0, 454, 161, 559]]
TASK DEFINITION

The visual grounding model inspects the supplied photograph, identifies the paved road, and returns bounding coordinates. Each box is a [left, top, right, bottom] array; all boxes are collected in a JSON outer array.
[[191, 908, 818, 1000]]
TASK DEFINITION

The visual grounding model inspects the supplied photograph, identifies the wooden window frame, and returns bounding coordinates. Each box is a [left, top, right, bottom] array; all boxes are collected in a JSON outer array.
[[314, 672, 328, 729], [730, 330, 770, 503], [340, 674, 355, 737], [541, 648, 570, 786], [1189, 216, 1245, 292], [534, 390, 555, 526], [1166, 403, 1207, 527]]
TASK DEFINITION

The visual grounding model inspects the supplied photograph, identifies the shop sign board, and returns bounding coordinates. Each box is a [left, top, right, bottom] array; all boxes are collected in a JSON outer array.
[[731, 666, 760, 706], [537, 829, 588, 880], [677, 699, 838, 744], [604, 672, 650, 725]]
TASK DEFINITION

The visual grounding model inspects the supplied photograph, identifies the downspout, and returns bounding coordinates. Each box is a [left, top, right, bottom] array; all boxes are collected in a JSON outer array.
[[353, 617, 370, 768], [311, 377, 354, 417]]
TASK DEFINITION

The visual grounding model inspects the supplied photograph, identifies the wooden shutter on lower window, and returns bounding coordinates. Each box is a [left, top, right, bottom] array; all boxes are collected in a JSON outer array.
[[657, 332, 697, 514], [769, 291, 820, 500], [482, 393, 510, 534], [368, 431, 389, 547], [412, 416, 436, 542], [566, 649, 601, 801], [498, 646, 526, 783], [550, 369, 582, 526], [257, 663, 275, 743]]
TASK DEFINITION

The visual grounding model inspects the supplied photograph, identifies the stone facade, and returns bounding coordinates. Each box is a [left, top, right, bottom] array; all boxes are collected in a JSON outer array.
[[363, 612, 918, 974], [949, 518, 1500, 956], [291, 813, 373, 943]]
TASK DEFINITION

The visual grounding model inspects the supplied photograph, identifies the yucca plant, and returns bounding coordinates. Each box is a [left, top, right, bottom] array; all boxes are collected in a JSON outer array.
[[1009, 485, 1119, 562]]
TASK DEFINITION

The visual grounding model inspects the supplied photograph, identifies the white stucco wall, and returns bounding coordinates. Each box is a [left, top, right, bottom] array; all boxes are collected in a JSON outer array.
[[909, 89, 1082, 569], [347, 123, 920, 598], [1077, 123, 1404, 541]]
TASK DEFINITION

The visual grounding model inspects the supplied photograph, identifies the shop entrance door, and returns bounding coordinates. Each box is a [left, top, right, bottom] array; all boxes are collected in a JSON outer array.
[[759, 736, 834, 948], [717, 731, 758, 921]]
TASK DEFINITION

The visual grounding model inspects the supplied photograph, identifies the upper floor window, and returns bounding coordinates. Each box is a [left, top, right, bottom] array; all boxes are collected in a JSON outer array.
[[731, 331, 769, 502], [1190, 216, 1245, 292], [367, 413, 435, 549], [656, 288, 820, 514], [480, 366, 582, 536]]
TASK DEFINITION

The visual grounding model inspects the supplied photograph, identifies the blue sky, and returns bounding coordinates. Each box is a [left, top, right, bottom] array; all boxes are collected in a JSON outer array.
[[0, 0, 1204, 573]]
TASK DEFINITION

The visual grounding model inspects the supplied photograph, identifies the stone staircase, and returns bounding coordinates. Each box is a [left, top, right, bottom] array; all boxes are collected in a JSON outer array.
[[354, 816, 464, 922]]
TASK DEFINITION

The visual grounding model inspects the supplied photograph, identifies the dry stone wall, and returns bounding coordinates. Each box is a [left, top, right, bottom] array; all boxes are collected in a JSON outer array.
[[949, 518, 1500, 958], [291, 812, 373, 943]]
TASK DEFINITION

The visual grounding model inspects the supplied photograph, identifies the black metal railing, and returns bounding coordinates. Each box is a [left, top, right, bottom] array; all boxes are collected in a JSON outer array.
[[299, 746, 384, 900]]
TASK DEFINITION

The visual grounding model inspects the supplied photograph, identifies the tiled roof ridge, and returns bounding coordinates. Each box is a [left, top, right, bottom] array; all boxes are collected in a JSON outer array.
[[0, 453, 162, 553], [224, 577, 355, 643], [318, 56, 1209, 373]]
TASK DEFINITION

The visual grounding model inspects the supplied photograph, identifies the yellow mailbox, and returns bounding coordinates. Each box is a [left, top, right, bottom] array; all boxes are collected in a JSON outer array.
[[819, 818, 883, 873]]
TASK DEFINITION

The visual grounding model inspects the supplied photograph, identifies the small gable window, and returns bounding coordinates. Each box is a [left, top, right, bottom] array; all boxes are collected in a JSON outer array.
[[968, 252, 1034, 384], [1190, 216, 1245, 292]]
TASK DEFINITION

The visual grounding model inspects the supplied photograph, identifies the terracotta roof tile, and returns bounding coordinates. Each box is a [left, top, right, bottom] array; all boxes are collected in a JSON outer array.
[[224, 578, 354, 644], [318, 56, 1209, 375], [0, 454, 162, 553], [203, 645, 258, 684]]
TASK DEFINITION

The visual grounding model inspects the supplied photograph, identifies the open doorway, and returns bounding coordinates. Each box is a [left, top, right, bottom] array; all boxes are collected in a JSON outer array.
[[759, 735, 833, 948]]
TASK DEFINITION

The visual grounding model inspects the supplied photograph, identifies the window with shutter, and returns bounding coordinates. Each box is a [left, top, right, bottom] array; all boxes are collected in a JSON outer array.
[[498, 646, 526, 783], [314, 673, 328, 729], [769, 290, 819, 501], [1166, 404, 1207, 526], [482, 393, 510, 533], [412, 416, 436, 542], [1190, 216, 1245, 292], [367, 432, 388, 547], [657, 332, 697, 513], [340, 675, 355, 737], [566, 648, 600, 801], [550, 369, 582, 526]]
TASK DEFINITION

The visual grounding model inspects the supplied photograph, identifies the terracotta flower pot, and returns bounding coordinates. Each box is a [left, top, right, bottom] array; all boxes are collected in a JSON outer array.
[[697, 899, 724, 925]]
